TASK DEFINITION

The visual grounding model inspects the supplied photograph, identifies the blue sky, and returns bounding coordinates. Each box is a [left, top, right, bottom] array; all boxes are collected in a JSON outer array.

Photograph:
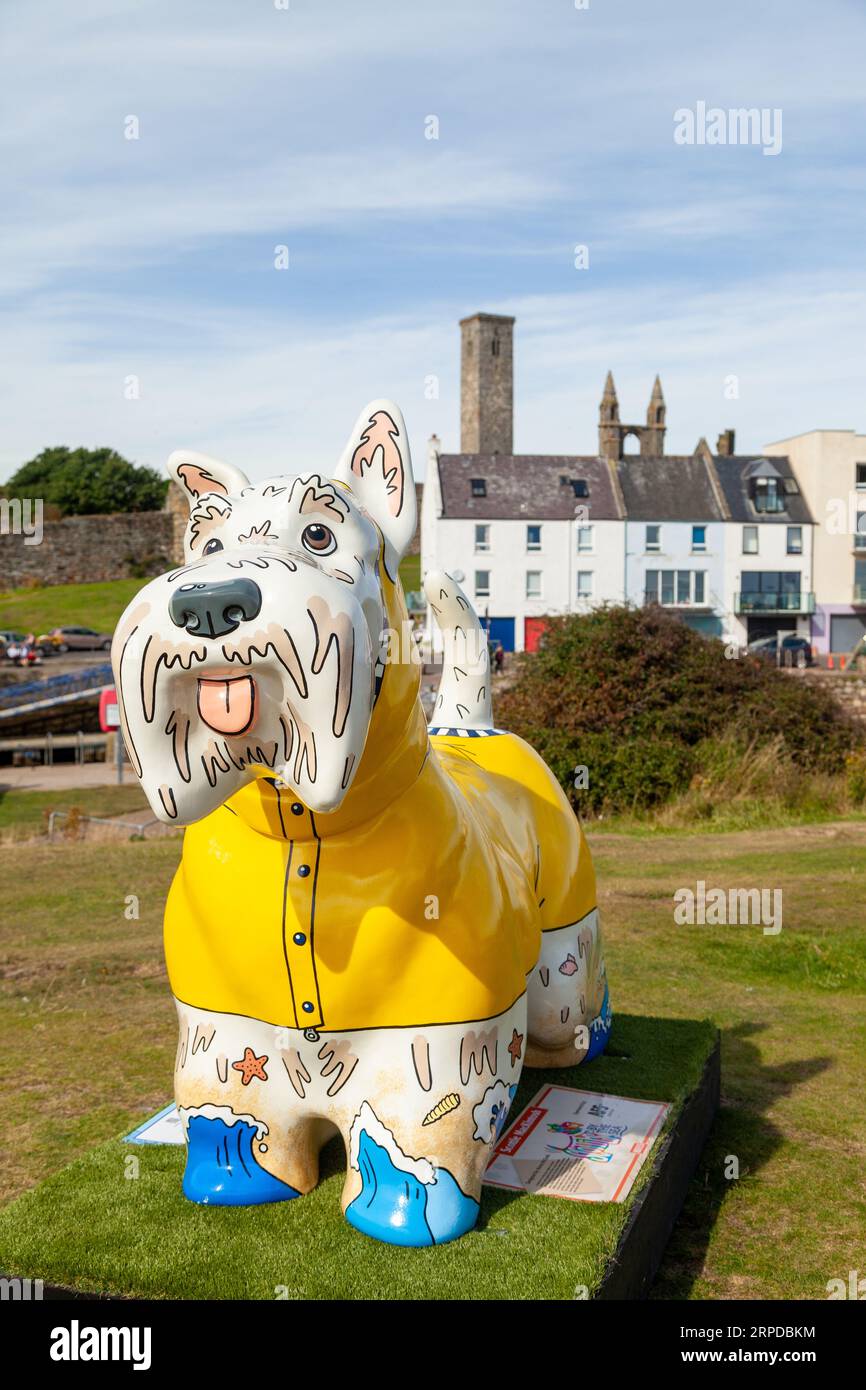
[[1, 0, 864, 483]]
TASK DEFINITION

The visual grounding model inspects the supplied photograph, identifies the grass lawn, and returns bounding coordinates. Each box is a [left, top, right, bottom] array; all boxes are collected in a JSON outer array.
[[0, 578, 144, 635], [399, 552, 421, 592], [0, 819, 863, 1297], [0, 786, 149, 837], [0, 557, 424, 635]]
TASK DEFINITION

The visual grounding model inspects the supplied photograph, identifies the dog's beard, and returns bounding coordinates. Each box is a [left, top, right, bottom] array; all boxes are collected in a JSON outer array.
[[114, 595, 377, 824]]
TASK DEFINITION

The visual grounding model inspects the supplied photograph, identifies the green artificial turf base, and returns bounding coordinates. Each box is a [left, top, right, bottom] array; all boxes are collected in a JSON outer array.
[[0, 1015, 717, 1301]]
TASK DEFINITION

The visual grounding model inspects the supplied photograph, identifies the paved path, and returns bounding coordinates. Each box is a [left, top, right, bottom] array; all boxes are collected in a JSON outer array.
[[0, 762, 135, 792]]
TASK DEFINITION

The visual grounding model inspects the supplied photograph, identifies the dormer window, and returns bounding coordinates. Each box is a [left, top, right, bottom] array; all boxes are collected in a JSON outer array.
[[470, 478, 487, 498], [571, 479, 589, 498], [745, 458, 788, 514], [753, 478, 785, 514]]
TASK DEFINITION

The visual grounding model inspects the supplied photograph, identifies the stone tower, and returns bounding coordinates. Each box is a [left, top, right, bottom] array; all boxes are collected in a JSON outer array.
[[598, 373, 667, 460], [598, 370, 621, 461], [643, 375, 666, 458], [460, 312, 515, 454]]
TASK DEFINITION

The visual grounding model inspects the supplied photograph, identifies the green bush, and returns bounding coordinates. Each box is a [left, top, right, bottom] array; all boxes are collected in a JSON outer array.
[[498, 605, 862, 816]]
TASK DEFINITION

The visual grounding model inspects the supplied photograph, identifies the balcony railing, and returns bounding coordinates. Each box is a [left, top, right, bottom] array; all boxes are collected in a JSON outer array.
[[734, 591, 815, 614]]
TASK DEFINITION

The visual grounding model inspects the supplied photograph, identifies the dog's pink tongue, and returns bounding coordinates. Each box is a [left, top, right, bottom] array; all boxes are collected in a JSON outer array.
[[197, 676, 255, 734]]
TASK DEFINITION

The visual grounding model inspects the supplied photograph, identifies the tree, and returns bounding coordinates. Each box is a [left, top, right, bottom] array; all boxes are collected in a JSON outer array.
[[2, 447, 167, 515]]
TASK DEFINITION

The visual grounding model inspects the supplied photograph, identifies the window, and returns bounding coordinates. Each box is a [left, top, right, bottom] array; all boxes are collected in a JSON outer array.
[[783, 477, 800, 495], [644, 570, 706, 606], [739, 571, 802, 607], [646, 524, 661, 552], [856, 514, 866, 551], [491, 336, 500, 357], [526, 524, 542, 551], [470, 478, 486, 498], [526, 570, 542, 599], [786, 526, 802, 555], [753, 478, 785, 513], [743, 525, 758, 554], [691, 525, 707, 552], [577, 525, 594, 553], [857, 463, 866, 491], [475, 570, 490, 598], [563, 477, 590, 498], [577, 571, 593, 599], [474, 524, 490, 552], [741, 571, 775, 592]]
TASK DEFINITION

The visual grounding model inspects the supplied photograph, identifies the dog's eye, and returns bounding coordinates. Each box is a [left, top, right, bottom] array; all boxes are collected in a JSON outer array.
[[301, 523, 336, 556], [203, 538, 224, 555]]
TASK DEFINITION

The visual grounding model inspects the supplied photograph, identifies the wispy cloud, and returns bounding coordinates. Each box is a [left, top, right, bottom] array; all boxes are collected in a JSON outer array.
[[1, 0, 864, 483]]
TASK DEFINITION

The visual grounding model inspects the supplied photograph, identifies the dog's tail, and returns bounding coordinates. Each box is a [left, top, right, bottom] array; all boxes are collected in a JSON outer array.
[[424, 570, 494, 731]]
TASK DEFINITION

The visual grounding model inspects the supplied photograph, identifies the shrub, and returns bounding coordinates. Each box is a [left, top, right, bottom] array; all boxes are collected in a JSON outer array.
[[497, 605, 862, 816]]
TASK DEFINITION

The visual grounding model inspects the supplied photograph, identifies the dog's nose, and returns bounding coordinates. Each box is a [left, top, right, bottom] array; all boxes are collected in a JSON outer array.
[[169, 578, 262, 639]]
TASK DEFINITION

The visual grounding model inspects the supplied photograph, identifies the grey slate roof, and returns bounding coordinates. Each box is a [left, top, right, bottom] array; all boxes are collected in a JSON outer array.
[[711, 455, 814, 524], [436, 454, 622, 520], [435, 450, 815, 525], [616, 455, 722, 522]]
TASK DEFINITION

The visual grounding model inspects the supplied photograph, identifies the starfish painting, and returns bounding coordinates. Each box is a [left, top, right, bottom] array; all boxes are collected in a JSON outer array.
[[232, 1047, 268, 1085], [507, 1028, 524, 1067]]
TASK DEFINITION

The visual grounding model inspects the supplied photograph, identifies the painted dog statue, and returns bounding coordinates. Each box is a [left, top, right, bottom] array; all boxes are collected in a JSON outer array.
[[112, 400, 611, 1246]]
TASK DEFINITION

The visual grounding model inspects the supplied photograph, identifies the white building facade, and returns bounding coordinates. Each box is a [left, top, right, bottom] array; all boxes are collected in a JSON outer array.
[[421, 442, 625, 654], [763, 428, 866, 655], [421, 314, 818, 655]]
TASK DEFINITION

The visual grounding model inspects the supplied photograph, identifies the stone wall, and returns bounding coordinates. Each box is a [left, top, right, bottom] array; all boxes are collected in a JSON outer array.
[[0, 509, 181, 589], [799, 667, 866, 726], [0, 479, 420, 590]]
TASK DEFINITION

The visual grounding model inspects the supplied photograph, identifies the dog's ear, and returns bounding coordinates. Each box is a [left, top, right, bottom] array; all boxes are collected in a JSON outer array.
[[167, 450, 250, 510], [334, 400, 416, 580]]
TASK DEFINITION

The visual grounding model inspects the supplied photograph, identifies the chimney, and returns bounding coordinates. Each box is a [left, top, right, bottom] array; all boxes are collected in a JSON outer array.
[[716, 428, 736, 457], [460, 313, 515, 454]]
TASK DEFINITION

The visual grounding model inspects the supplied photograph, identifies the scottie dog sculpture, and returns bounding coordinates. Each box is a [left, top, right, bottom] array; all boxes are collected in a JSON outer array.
[[112, 400, 610, 1246]]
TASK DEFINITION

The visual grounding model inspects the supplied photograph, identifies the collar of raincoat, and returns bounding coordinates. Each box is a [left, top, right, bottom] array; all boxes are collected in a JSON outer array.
[[223, 555, 428, 841]]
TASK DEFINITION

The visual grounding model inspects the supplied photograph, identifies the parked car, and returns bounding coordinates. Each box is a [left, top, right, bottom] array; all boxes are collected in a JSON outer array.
[[41, 625, 113, 653], [0, 629, 27, 656], [747, 634, 814, 668]]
